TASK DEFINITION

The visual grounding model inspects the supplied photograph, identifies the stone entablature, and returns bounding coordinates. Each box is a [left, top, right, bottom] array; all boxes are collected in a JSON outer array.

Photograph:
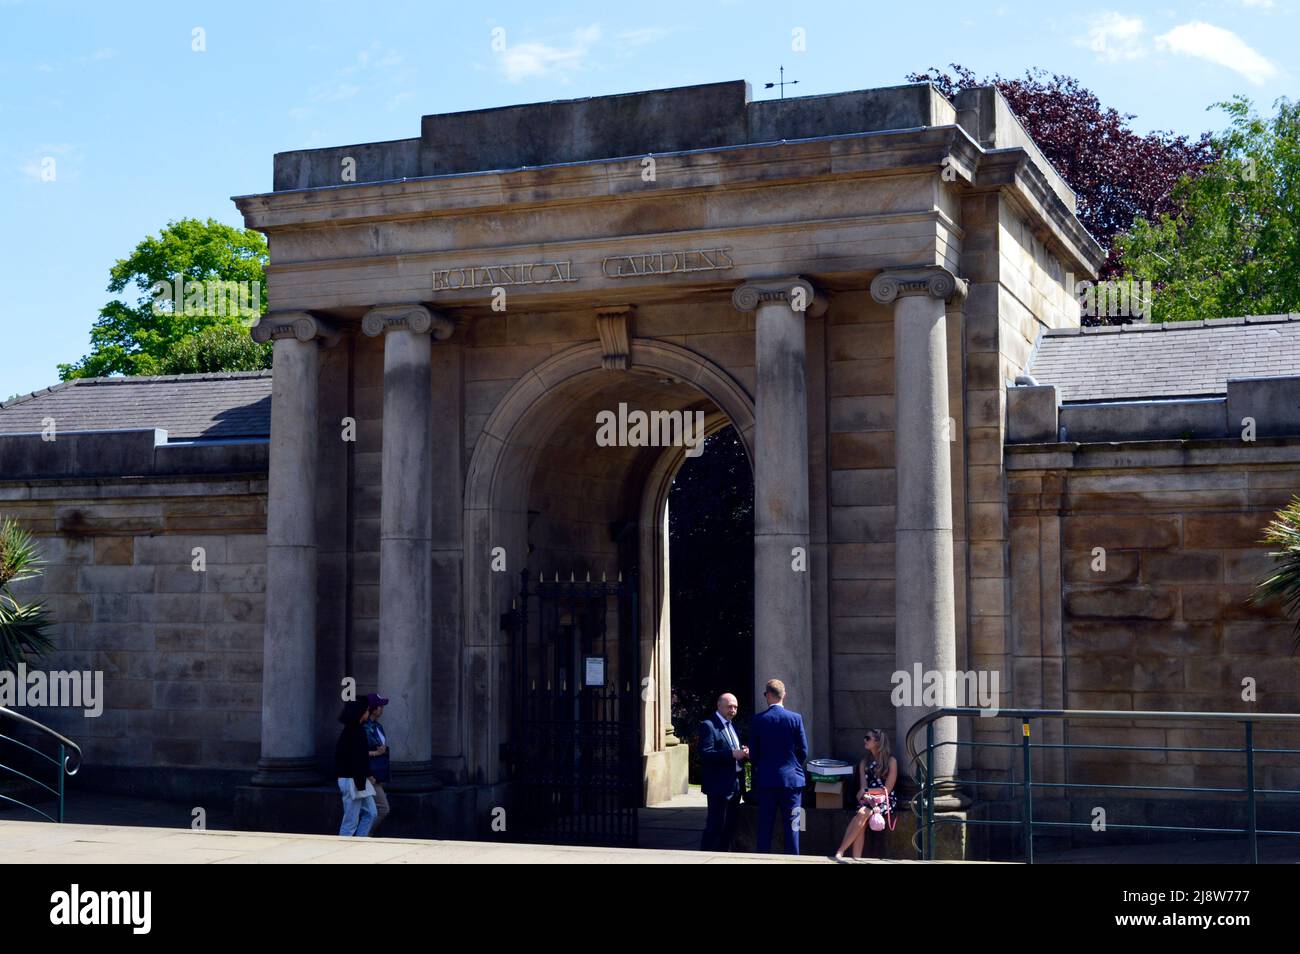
[[237, 83, 1103, 319]]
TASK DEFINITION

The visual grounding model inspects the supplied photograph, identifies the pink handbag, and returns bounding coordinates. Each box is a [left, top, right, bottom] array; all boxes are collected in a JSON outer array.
[[863, 787, 896, 831]]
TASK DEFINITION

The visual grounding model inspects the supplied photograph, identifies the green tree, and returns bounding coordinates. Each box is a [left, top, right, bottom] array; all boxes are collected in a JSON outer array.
[[159, 323, 271, 375], [59, 218, 268, 379], [0, 518, 53, 669], [1118, 97, 1300, 322]]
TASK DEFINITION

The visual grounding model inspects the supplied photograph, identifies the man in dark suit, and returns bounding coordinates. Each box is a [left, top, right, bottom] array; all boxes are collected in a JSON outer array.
[[749, 678, 808, 855], [698, 692, 747, 851]]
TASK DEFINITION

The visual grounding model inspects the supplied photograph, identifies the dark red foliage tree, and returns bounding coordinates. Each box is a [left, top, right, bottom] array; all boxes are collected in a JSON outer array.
[[909, 65, 1216, 279]]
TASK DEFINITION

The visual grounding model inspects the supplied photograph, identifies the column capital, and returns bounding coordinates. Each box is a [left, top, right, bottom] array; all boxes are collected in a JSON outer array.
[[731, 276, 826, 316], [251, 310, 340, 346], [362, 304, 454, 340], [870, 266, 967, 305]]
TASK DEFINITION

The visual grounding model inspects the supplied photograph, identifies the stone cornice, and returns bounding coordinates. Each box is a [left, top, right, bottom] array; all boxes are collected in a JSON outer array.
[[360, 304, 454, 339], [250, 311, 340, 346], [235, 127, 970, 224], [236, 125, 1104, 287], [731, 277, 827, 316], [869, 266, 967, 305]]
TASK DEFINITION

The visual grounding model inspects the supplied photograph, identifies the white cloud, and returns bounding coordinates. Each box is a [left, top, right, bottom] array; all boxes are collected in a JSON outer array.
[[495, 24, 601, 83], [386, 90, 415, 112], [1156, 21, 1280, 85], [1078, 12, 1146, 61], [1236, 0, 1274, 8], [312, 82, 360, 103], [297, 41, 415, 115], [616, 27, 669, 47], [344, 44, 403, 75]]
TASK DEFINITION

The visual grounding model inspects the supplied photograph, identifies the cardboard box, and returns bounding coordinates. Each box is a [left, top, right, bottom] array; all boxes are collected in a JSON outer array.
[[814, 780, 843, 810]]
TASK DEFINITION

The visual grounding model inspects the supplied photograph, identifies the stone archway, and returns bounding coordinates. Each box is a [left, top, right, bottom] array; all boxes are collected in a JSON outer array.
[[461, 338, 755, 799]]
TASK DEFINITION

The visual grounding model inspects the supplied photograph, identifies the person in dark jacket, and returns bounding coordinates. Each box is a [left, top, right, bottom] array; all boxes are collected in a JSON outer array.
[[698, 691, 747, 851], [364, 693, 391, 836], [749, 678, 808, 855], [335, 699, 377, 837]]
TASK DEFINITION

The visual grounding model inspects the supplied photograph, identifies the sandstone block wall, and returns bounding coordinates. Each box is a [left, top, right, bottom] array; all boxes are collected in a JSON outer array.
[[1007, 447, 1300, 797], [1, 477, 267, 775]]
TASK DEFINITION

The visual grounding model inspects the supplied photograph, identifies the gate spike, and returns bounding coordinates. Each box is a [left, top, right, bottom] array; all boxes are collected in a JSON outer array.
[[586, 570, 591, 582], [618, 570, 623, 583], [570, 570, 575, 583], [554, 571, 559, 583], [602, 570, 607, 582]]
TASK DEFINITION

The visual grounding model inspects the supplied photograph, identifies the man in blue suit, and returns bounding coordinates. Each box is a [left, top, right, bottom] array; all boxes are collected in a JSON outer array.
[[749, 678, 808, 855], [698, 691, 747, 851]]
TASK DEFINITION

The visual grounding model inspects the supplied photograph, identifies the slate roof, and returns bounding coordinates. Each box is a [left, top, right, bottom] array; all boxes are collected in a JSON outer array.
[[0, 372, 272, 441], [1028, 314, 1300, 403]]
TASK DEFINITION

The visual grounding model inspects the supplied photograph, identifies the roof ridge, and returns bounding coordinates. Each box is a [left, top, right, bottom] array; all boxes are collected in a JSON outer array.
[[73, 370, 273, 385], [0, 378, 80, 410], [1, 370, 272, 412], [1043, 313, 1300, 337], [0, 369, 271, 410]]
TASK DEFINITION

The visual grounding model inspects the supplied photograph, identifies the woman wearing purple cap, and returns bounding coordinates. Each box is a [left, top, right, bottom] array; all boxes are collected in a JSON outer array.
[[365, 693, 391, 836]]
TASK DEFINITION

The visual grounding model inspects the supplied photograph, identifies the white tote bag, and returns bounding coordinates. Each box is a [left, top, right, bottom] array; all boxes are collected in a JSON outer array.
[[343, 778, 376, 800]]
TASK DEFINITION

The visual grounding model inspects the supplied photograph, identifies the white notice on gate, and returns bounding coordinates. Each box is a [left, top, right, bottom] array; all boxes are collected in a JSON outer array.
[[584, 656, 606, 688]]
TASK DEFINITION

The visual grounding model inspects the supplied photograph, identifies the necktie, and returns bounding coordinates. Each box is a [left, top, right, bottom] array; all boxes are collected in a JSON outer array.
[[724, 721, 741, 770]]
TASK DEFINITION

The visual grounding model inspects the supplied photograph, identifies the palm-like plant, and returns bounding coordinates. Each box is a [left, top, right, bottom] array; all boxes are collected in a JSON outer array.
[[0, 518, 53, 670], [1256, 497, 1300, 652]]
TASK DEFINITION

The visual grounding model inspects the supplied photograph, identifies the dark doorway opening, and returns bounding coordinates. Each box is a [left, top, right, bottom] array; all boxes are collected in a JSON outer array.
[[667, 425, 755, 782]]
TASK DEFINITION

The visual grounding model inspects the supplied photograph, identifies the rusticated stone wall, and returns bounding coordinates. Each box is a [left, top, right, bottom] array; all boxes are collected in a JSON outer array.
[[1006, 442, 1300, 797], [1, 475, 267, 777]]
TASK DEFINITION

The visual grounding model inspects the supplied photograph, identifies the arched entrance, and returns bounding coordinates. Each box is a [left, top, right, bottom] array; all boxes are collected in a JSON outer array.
[[463, 339, 755, 844]]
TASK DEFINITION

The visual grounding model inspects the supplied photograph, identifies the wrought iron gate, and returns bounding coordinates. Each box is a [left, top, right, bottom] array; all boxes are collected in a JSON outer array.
[[506, 570, 640, 847]]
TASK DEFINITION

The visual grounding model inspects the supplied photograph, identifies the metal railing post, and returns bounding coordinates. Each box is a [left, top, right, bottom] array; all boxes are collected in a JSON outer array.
[[1245, 720, 1257, 864], [925, 719, 935, 860], [1021, 718, 1033, 864], [57, 742, 66, 823]]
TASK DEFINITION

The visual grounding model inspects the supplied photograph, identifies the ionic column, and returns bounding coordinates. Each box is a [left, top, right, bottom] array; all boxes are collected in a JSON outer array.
[[363, 304, 454, 792], [870, 267, 965, 798], [732, 278, 822, 750], [251, 311, 338, 786]]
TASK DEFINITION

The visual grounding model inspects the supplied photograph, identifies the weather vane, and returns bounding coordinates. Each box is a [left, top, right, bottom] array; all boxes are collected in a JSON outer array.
[[764, 65, 799, 99]]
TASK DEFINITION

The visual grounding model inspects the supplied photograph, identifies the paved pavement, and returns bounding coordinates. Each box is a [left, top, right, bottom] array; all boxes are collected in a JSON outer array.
[[6, 787, 1293, 863], [0, 819, 903, 864], [0, 789, 936, 864]]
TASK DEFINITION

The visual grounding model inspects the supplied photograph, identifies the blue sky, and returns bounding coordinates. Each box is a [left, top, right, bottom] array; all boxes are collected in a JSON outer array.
[[1, 0, 1294, 398]]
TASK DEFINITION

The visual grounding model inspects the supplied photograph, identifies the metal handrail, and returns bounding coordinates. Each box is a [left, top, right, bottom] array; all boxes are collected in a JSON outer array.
[[904, 707, 1300, 864], [0, 705, 81, 823]]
